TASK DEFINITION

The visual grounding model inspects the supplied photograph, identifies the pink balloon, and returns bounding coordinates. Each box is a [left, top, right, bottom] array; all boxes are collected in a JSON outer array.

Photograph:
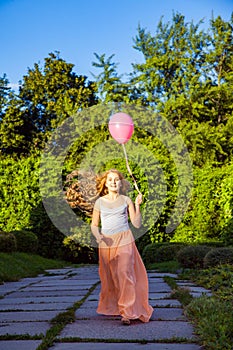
[[108, 112, 134, 144]]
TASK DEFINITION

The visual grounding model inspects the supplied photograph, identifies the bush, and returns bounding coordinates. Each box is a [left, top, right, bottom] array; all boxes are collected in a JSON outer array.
[[12, 230, 38, 253], [204, 247, 233, 268], [177, 245, 212, 269], [0, 231, 17, 252], [63, 236, 98, 264], [142, 242, 185, 265]]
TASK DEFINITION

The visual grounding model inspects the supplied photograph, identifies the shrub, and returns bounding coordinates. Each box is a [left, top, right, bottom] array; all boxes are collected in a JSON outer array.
[[63, 236, 98, 264], [0, 231, 17, 252], [12, 230, 38, 253], [177, 245, 212, 269], [142, 242, 185, 265], [204, 247, 233, 268]]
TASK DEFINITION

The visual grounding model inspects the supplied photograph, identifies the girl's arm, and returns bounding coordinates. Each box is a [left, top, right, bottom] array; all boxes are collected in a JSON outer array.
[[91, 209, 103, 243], [128, 194, 143, 228]]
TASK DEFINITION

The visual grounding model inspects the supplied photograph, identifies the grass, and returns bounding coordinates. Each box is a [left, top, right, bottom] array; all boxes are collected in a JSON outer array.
[[146, 260, 180, 273], [0, 252, 73, 283]]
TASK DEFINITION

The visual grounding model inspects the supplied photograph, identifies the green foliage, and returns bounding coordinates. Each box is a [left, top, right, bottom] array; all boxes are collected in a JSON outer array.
[[0, 252, 68, 283], [186, 296, 233, 350], [172, 163, 233, 244], [1, 12, 233, 255], [204, 247, 233, 268], [187, 264, 233, 302], [0, 231, 17, 253], [176, 245, 212, 269], [0, 52, 98, 155], [142, 242, 185, 265], [63, 236, 98, 264], [0, 155, 40, 231], [12, 229, 38, 253]]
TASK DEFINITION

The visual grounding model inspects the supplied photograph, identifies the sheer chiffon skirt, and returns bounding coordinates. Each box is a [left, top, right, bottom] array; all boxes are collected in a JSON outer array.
[[97, 229, 153, 322]]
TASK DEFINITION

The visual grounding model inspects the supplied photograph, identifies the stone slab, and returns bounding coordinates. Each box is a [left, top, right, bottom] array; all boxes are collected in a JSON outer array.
[[0, 281, 35, 296], [148, 277, 165, 283], [77, 300, 98, 308], [0, 310, 60, 322], [75, 307, 185, 321], [149, 292, 171, 299], [50, 343, 202, 350], [44, 268, 73, 274], [59, 319, 196, 341], [0, 303, 70, 311], [5, 290, 86, 298], [150, 299, 181, 307], [31, 279, 99, 287], [0, 321, 50, 336], [0, 296, 82, 304], [21, 285, 91, 292], [148, 273, 178, 278], [0, 340, 42, 350], [149, 283, 172, 292]]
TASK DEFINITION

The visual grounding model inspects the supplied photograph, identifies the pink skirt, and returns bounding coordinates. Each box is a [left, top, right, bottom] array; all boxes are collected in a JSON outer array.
[[97, 229, 153, 322]]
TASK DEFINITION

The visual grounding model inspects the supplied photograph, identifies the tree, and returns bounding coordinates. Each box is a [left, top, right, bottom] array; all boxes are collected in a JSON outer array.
[[0, 52, 98, 155], [19, 51, 98, 130], [0, 74, 11, 120], [131, 12, 209, 111]]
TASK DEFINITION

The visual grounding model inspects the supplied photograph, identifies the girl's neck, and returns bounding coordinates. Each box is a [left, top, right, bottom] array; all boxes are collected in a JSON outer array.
[[105, 191, 120, 201]]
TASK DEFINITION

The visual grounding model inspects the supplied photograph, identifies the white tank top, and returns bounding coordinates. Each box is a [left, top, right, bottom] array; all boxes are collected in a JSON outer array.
[[94, 195, 131, 235]]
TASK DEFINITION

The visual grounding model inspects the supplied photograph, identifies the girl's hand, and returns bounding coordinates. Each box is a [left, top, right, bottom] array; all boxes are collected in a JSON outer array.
[[135, 193, 143, 206]]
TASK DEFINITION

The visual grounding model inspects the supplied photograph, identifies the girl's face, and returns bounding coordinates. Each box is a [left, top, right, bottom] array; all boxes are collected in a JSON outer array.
[[105, 172, 121, 193]]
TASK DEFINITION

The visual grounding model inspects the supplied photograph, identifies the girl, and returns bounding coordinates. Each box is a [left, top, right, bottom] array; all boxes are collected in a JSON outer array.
[[91, 169, 153, 325]]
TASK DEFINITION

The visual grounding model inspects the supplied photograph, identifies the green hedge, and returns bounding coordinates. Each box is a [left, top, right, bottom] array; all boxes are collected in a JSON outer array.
[[176, 245, 212, 269], [12, 230, 38, 253], [204, 247, 233, 268], [0, 231, 17, 253], [142, 242, 185, 265]]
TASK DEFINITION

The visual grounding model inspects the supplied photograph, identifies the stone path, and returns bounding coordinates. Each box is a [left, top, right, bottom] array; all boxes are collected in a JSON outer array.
[[0, 265, 211, 350]]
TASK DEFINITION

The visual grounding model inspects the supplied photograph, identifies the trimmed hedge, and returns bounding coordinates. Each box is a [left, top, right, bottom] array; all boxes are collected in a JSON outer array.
[[142, 242, 185, 265], [176, 245, 212, 269], [0, 231, 17, 252], [204, 247, 233, 268], [12, 230, 38, 253]]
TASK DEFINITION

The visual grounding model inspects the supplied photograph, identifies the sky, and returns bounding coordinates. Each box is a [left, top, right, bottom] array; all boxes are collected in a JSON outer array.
[[0, 0, 232, 89]]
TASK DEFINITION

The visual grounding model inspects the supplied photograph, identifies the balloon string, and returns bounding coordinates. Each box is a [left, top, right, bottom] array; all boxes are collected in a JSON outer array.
[[122, 144, 141, 195]]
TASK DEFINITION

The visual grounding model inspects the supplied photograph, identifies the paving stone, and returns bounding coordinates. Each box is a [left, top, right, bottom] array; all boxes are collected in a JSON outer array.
[[45, 268, 73, 274], [75, 307, 185, 321], [31, 279, 98, 287], [0, 281, 34, 296], [148, 292, 171, 299], [0, 296, 82, 304], [0, 340, 42, 350], [150, 299, 182, 307], [0, 321, 50, 336], [0, 266, 205, 350], [58, 319, 197, 341], [0, 303, 70, 311], [151, 308, 186, 321], [21, 285, 91, 292], [5, 290, 86, 298], [149, 282, 172, 292], [49, 343, 202, 350], [148, 273, 178, 278], [77, 300, 98, 308], [0, 310, 61, 322]]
